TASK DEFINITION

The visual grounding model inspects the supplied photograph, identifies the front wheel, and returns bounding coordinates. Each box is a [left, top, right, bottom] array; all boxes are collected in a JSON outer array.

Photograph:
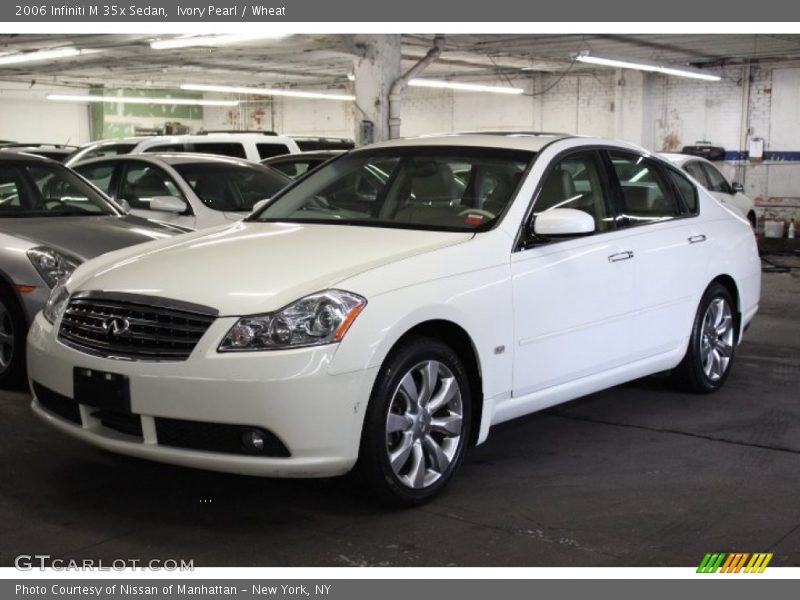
[[356, 336, 471, 506], [671, 283, 737, 393], [0, 286, 27, 389]]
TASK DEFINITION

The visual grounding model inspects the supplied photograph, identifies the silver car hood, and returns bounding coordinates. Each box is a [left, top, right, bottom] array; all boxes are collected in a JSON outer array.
[[0, 215, 182, 260]]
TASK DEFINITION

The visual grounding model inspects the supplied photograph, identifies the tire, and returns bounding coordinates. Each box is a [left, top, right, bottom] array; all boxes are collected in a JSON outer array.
[[747, 212, 757, 230], [671, 283, 737, 393], [356, 336, 472, 506], [0, 285, 27, 389]]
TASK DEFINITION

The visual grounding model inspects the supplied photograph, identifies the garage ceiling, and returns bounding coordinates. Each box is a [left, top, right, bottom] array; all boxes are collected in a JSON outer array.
[[1, 34, 799, 91]]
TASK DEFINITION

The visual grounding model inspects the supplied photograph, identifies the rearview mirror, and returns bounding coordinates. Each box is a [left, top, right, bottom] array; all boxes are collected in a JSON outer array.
[[149, 196, 187, 213], [731, 182, 744, 194], [533, 208, 595, 237]]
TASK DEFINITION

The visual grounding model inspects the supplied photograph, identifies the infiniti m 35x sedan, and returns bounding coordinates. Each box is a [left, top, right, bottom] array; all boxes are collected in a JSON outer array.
[[28, 134, 760, 505]]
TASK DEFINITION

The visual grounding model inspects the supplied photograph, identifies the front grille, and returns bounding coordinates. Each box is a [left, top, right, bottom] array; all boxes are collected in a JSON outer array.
[[34, 382, 81, 424], [58, 291, 217, 361], [92, 409, 143, 438], [155, 417, 291, 457]]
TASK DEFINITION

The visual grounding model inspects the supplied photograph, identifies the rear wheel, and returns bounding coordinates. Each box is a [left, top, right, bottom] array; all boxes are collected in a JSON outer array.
[[0, 286, 27, 389], [356, 336, 471, 506], [672, 283, 736, 393]]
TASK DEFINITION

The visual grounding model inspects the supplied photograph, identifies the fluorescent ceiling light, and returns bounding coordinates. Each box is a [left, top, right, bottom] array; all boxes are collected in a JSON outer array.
[[180, 83, 355, 102], [408, 79, 524, 95], [0, 47, 82, 66], [574, 52, 721, 82], [47, 94, 239, 107], [151, 34, 288, 50]]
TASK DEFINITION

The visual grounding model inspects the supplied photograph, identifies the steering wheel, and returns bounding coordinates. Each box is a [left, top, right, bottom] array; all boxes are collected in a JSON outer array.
[[457, 208, 496, 219]]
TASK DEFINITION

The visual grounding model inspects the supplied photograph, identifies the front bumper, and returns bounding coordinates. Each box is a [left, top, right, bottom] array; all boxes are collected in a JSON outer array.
[[27, 312, 378, 478]]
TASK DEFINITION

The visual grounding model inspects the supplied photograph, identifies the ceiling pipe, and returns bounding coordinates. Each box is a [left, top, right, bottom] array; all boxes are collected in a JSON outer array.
[[388, 35, 444, 139]]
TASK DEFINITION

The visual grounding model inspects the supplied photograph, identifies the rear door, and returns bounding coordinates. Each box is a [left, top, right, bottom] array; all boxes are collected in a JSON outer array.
[[606, 151, 711, 358]]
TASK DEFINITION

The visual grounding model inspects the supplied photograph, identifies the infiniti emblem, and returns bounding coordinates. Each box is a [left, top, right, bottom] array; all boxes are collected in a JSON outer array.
[[103, 317, 130, 339]]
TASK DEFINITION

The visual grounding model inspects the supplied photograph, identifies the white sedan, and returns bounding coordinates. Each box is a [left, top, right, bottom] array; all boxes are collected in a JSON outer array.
[[660, 153, 757, 229], [28, 134, 761, 505]]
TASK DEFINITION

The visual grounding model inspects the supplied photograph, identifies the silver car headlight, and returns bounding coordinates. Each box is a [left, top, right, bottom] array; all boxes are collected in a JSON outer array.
[[26, 246, 81, 288], [219, 290, 367, 352], [43, 282, 70, 325]]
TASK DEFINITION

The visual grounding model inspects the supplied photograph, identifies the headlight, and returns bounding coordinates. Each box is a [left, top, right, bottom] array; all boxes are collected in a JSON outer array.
[[26, 246, 81, 288], [43, 282, 70, 325], [219, 290, 367, 352]]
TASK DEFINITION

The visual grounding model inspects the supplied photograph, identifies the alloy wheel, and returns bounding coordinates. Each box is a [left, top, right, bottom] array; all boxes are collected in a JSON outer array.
[[385, 360, 464, 490], [700, 297, 734, 382]]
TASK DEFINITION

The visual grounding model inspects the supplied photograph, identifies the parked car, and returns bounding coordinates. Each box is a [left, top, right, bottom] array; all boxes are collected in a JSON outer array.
[[0, 153, 184, 387], [261, 150, 343, 179], [73, 154, 292, 230], [28, 134, 760, 505], [660, 153, 757, 228], [0, 144, 78, 163], [67, 133, 302, 167], [64, 137, 150, 167]]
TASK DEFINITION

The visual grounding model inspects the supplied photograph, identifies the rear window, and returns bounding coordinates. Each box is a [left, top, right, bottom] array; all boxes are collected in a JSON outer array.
[[143, 143, 186, 153], [257, 143, 291, 160], [668, 168, 699, 214], [192, 142, 248, 159], [79, 143, 137, 161]]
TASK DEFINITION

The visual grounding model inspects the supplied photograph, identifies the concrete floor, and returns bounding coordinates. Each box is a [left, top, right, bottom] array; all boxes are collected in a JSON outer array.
[[1, 270, 798, 567]]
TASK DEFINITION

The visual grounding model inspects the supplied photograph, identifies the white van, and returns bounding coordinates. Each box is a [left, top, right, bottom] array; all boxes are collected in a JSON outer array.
[[130, 132, 301, 162]]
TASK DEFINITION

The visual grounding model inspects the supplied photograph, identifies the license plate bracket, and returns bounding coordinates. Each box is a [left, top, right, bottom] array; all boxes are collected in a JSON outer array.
[[73, 368, 131, 412]]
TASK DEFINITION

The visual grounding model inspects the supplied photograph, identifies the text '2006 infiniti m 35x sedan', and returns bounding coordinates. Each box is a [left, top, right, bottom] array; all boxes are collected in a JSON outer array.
[[28, 134, 760, 505]]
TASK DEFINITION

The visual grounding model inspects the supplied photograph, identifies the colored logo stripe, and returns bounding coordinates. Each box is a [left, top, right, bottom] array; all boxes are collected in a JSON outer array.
[[697, 552, 773, 573]]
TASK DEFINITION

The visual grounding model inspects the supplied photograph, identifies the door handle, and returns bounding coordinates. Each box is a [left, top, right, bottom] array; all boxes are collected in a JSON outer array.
[[608, 251, 634, 263], [688, 234, 707, 244]]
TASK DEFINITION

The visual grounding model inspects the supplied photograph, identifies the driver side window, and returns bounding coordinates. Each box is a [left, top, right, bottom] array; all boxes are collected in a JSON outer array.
[[533, 153, 613, 233]]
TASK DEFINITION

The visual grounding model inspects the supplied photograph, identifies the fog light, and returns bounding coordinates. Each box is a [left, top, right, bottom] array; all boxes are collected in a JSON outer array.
[[241, 428, 266, 453]]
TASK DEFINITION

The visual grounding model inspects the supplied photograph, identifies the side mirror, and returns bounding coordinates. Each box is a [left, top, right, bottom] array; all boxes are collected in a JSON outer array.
[[731, 182, 744, 194], [251, 198, 271, 214], [149, 196, 187, 213], [533, 208, 595, 238]]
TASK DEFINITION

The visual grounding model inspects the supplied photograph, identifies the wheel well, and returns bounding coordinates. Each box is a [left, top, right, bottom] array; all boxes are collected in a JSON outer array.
[[709, 274, 741, 340], [394, 320, 483, 447]]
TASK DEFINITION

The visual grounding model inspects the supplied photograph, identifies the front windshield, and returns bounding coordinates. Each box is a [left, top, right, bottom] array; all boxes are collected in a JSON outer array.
[[173, 163, 291, 212], [251, 147, 534, 231], [0, 162, 116, 218]]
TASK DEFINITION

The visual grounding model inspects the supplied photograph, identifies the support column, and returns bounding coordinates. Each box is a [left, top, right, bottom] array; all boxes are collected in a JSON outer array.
[[352, 34, 402, 144]]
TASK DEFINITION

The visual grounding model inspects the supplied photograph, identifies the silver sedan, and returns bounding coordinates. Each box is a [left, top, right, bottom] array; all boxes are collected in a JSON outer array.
[[0, 152, 185, 387]]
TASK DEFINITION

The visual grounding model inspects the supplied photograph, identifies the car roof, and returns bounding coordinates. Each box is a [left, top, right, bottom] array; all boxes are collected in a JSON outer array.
[[263, 150, 344, 161], [74, 152, 279, 169], [363, 133, 647, 154], [136, 133, 294, 144], [659, 152, 709, 165], [0, 151, 59, 163]]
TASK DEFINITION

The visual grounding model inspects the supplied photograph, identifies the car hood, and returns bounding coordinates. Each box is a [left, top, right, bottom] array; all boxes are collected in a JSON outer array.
[[72, 222, 473, 315], [0, 215, 183, 261]]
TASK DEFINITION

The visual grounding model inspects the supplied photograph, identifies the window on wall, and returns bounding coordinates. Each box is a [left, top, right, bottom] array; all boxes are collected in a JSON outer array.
[[609, 153, 681, 225], [533, 152, 614, 233]]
